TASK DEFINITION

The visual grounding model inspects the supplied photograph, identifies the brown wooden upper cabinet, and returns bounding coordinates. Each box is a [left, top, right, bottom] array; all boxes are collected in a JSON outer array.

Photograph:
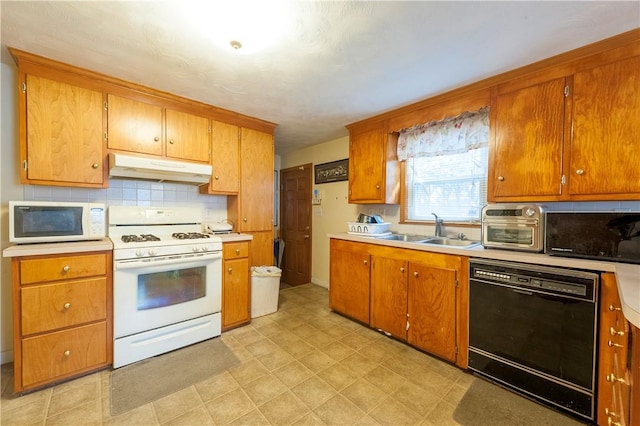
[[489, 54, 640, 202], [21, 74, 106, 188], [347, 123, 400, 204], [200, 120, 240, 195], [107, 94, 211, 163]]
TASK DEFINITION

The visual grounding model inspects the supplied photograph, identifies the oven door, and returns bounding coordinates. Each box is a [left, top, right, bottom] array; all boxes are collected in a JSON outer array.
[[482, 219, 542, 252], [113, 252, 222, 338]]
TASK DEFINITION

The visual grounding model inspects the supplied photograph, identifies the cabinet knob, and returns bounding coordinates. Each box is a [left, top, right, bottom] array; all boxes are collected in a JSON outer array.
[[63, 350, 71, 357], [576, 169, 584, 175], [62, 265, 70, 272], [609, 327, 625, 337], [375, 184, 380, 189], [497, 176, 505, 181], [91, 163, 99, 169], [235, 248, 240, 254], [363, 260, 368, 265], [169, 139, 175, 144], [154, 136, 160, 142], [63, 303, 71, 310], [608, 304, 622, 312], [400, 267, 405, 272], [243, 218, 247, 222], [413, 271, 419, 277], [607, 340, 624, 349], [215, 175, 220, 180], [228, 267, 233, 272], [606, 373, 626, 384]]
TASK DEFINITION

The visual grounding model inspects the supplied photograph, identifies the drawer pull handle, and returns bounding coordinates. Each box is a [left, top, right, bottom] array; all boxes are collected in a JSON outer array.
[[62, 265, 70, 272], [63, 303, 71, 310], [63, 350, 71, 357], [235, 249, 240, 254], [608, 340, 624, 349], [606, 373, 626, 384], [608, 304, 621, 312], [609, 327, 625, 337]]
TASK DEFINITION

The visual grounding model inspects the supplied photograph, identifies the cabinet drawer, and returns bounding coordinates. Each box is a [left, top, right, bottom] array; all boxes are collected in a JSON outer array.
[[223, 242, 249, 260], [22, 322, 107, 388], [20, 253, 107, 284], [21, 278, 107, 335]]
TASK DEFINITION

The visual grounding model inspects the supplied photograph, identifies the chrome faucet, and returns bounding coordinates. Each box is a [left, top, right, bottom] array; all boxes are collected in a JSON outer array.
[[432, 213, 444, 237]]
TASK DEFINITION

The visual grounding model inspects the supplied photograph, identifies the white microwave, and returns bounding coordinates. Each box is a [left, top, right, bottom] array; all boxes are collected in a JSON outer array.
[[9, 201, 106, 244]]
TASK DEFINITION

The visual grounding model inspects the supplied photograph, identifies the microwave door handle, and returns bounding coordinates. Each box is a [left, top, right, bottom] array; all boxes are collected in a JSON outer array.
[[115, 252, 221, 270]]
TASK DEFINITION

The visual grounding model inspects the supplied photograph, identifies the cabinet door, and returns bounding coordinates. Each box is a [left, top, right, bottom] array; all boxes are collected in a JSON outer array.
[[407, 262, 457, 362], [348, 128, 386, 203], [165, 109, 210, 162], [490, 78, 566, 200], [569, 56, 640, 197], [329, 242, 370, 324], [370, 256, 408, 339], [246, 231, 273, 267], [25, 75, 104, 185], [222, 257, 250, 330], [203, 121, 240, 194], [237, 128, 274, 231], [107, 94, 163, 155]]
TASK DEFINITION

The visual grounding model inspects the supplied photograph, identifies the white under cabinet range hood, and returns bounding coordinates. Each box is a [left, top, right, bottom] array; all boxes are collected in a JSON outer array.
[[108, 153, 212, 185]]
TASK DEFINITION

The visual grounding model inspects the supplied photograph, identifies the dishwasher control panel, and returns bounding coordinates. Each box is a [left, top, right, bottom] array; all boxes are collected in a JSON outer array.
[[470, 259, 597, 302]]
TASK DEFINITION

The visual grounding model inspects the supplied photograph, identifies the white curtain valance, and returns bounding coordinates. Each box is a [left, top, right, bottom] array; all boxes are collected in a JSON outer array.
[[397, 106, 489, 161]]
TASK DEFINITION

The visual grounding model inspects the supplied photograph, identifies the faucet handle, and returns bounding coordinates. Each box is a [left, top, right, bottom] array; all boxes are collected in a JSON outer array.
[[457, 233, 466, 240]]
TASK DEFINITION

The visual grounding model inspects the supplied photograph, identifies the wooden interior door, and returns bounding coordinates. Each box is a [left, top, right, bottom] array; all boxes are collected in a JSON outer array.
[[280, 164, 312, 286]]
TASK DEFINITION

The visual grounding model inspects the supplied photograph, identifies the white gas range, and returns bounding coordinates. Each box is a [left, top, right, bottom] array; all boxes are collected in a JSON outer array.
[[108, 205, 223, 368]]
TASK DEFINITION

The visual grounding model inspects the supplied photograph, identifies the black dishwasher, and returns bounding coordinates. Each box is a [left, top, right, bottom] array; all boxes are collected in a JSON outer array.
[[468, 259, 599, 423]]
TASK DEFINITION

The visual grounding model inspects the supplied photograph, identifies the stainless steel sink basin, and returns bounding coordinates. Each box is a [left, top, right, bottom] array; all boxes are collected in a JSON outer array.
[[375, 233, 431, 243], [420, 237, 481, 248]]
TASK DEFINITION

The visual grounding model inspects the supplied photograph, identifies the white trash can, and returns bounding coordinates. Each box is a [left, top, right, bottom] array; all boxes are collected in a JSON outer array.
[[250, 266, 282, 318]]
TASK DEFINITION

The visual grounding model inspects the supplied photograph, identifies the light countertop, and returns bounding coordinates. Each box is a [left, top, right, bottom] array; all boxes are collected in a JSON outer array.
[[329, 232, 640, 328], [3, 238, 113, 258], [217, 233, 253, 242]]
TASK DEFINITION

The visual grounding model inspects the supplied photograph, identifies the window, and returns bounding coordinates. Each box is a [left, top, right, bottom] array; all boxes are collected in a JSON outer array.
[[398, 107, 489, 223]]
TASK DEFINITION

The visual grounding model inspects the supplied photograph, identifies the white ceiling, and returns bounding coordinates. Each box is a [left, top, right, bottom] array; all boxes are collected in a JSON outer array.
[[2, 1, 639, 155]]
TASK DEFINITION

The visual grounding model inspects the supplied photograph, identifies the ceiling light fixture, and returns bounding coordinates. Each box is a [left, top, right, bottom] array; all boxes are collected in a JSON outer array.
[[182, 1, 291, 55]]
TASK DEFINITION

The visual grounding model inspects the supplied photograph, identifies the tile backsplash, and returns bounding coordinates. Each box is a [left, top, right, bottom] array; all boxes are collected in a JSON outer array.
[[23, 179, 229, 222]]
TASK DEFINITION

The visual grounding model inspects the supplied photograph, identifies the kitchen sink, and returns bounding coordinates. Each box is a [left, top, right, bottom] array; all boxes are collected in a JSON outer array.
[[419, 237, 481, 248], [375, 233, 431, 243]]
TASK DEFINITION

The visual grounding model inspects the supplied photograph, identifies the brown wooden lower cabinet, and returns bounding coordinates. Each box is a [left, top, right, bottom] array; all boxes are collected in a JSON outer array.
[[222, 241, 251, 331], [12, 250, 113, 393], [329, 238, 468, 368], [597, 272, 638, 426]]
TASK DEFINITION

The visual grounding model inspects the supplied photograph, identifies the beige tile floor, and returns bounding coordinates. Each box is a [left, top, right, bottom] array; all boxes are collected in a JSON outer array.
[[1, 283, 583, 425]]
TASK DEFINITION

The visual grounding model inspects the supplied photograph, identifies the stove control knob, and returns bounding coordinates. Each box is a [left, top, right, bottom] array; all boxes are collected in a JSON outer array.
[[136, 249, 145, 257], [524, 207, 537, 217], [193, 246, 201, 253], [149, 249, 158, 256]]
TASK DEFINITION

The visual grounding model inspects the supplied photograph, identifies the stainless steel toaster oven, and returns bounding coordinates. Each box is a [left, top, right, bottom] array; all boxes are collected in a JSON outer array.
[[481, 204, 545, 252]]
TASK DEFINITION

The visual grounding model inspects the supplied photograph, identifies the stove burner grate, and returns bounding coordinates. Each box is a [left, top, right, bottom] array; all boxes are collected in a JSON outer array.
[[172, 232, 210, 240], [121, 234, 161, 243]]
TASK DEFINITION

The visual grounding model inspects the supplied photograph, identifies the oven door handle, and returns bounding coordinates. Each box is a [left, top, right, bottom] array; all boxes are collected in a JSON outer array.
[[115, 252, 221, 270]]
